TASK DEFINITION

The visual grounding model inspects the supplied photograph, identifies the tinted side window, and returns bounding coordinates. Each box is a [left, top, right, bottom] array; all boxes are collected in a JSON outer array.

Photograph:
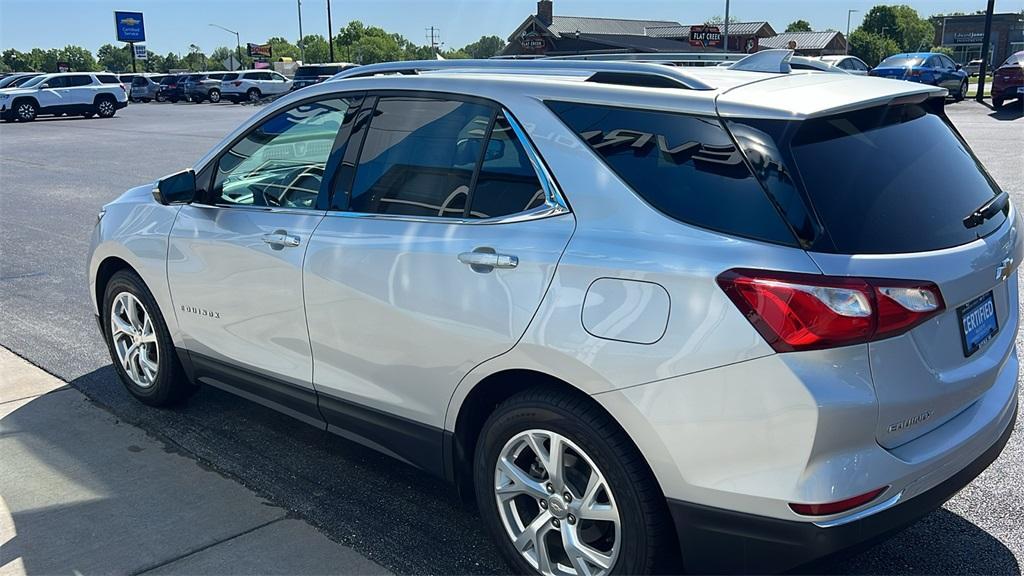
[[67, 76, 94, 86], [348, 97, 494, 217], [469, 112, 545, 219], [548, 101, 796, 245], [132, 77, 148, 87], [96, 74, 120, 84], [212, 97, 351, 208], [43, 76, 68, 88]]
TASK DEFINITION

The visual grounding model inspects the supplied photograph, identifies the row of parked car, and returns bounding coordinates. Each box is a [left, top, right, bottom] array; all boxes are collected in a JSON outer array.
[[118, 63, 359, 105], [783, 50, 1024, 108]]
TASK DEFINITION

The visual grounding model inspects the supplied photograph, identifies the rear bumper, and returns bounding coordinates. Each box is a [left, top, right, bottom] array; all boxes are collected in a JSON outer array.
[[667, 400, 1017, 574]]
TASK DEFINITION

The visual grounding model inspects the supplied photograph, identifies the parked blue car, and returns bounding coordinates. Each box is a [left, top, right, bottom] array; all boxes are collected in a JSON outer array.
[[870, 52, 969, 101]]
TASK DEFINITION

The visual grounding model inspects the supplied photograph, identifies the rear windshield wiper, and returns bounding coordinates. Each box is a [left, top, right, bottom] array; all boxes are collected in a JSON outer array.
[[963, 191, 1009, 229]]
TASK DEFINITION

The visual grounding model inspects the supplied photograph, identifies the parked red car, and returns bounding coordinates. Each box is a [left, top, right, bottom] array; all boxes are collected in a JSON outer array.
[[992, 50, 1024, 108]]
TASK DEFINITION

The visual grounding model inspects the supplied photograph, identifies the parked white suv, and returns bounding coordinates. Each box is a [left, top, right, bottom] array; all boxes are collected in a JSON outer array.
[[220, 70, 292, 103], [0, 72, 128, 122]]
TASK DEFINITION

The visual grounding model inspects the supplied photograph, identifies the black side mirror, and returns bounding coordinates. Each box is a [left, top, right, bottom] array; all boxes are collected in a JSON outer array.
[[955, 64, 963, 71], [153, 169, 197, 205]]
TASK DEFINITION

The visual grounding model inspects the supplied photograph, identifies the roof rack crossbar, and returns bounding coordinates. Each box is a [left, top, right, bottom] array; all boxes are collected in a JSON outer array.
[[328, 59, 715, 90]]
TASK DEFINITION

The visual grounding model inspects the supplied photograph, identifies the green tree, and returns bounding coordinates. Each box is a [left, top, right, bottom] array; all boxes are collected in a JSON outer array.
[[96, 43, 133, 72], [462, 35, 506, 59], [299, 34, 330, 63], [786, 20, 813, 33], [849, 29, 900, 66], [266, 36, 301, 61], [162, 52, 183, 72], [2, 49, 34, 71], [57, 45, 99, 72], [860, 5, 934, 52], [333, 21, 407, 64]]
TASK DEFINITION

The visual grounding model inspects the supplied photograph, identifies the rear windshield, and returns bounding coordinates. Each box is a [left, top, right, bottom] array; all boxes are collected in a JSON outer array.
[[1003, 52, 1024, 66], [878, 55, 925, 67], [96, 74, 120, 84], [548, 101, 797, 246], [729, 102, 1006, 254], [295, 66, 322, 77]]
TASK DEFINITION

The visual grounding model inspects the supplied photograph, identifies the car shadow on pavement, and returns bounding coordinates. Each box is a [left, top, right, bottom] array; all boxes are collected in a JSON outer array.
[[8, 363, 1017, 575], [989, 105, 1024, 121]]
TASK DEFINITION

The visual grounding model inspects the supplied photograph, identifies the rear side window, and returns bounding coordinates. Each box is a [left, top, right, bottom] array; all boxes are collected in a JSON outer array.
[[66, 75, 94, 87], [547, 101, 796, 245], [132, 77, 148, 87], [348, 97, 493, 217], [732, 103, 1006, 254], [221, 73, 238, 81], [96, 74, 119, 84], [469, 112, 545, 219]]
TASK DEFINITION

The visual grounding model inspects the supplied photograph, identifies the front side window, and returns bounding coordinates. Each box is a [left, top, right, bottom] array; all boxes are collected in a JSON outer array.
[[96, 74, 120, 84], [42, 76, 68, 88], [548, 101, 796, 245], [347, 97, 494, 217], [212, 97, 352, 208], [66, 75, 93, 87]]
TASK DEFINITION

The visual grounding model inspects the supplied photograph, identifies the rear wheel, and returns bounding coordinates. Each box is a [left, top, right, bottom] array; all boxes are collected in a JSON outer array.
[[14, 99, 37, 122], [208, 89, 221, 103], [103, 270, 196, 406], [246, 88, 261, 102], [474, 389, 675, 576], [956, 80, 968, 102], [156, 93, 166, 102], [96, 97, 117, 118]]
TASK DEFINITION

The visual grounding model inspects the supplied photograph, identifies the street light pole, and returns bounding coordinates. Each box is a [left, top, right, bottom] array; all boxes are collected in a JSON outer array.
[[846, 9, 858, 55], [297, 0, 305, 62], [209, 23, 242, 70], [327, 0, 335, 62]]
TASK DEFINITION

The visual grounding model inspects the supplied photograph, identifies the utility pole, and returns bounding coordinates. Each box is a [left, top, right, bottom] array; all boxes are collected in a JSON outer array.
[[128, 42, 137, 72], [723, 0, 730, 53], [426, 26, 441, 57], [976, 0, 995, 102], [327, 0, 335, 62], [846, 9, 858, 55], [297, 0, 305, 62]]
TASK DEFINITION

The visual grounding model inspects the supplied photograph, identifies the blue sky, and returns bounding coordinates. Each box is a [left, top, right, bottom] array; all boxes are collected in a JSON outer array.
[[2, 0, 1023, 55]]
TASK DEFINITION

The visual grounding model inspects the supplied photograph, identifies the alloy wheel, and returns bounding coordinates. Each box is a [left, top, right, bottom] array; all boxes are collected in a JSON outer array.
[[98, 100, 115, 117], [110, 292, 159, 388], [209, 90, 221, 103], [17, 102, 36, 121], [494, 429, 620, 576]]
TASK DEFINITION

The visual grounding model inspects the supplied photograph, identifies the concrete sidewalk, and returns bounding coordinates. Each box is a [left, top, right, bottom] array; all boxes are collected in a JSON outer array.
[[0, 347, 389, 575]]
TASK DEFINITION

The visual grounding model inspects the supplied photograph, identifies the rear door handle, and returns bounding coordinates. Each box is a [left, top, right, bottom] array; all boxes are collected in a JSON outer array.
[[458, 250, 518, 272], [261, 232, 301, 248]]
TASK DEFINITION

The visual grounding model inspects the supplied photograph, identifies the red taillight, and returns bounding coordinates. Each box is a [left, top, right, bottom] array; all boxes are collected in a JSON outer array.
[[717, 269, 945, 352], [789, 487, 888, 516]]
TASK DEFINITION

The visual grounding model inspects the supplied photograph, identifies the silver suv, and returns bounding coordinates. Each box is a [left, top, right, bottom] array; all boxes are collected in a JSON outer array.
[[87, 55, 1019, 574]]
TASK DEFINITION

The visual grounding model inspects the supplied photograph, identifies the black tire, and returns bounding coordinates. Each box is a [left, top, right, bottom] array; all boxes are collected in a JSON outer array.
[[246, 88, 261, 102], [102, 270, 196, 407], [96, 96, 117, 118], [169, 97, 179, 104], [13, 99, 37, 122], [156, 93, 167, 102], [142, 98, 152, 103], [208, 89, 221, 103], [473, 388, 677, 575], [956, 80, 968, 102]]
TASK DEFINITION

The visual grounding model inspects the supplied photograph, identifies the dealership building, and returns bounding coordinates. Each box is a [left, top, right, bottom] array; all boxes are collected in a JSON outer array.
[[502, 0, 774, 56], [932, 12, 1024, 66]]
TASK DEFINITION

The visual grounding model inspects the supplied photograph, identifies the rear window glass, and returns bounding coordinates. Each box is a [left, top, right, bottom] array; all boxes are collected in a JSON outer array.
[[295, 66, 321, 77], [732, 103, 1005, 254], [96, 74, 120, 84], [547, 101, 796, 246], [1003, 52, 1024, 66], [878, 55, 924, 67]]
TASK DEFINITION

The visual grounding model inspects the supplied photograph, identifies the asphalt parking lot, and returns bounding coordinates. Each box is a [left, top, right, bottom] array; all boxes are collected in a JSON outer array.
[[1, 99, 1023, 574]]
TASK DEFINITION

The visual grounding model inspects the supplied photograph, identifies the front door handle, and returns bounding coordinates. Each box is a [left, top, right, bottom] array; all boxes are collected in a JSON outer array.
[[261, 232, 301, 249], [458, 250, 518, 272]]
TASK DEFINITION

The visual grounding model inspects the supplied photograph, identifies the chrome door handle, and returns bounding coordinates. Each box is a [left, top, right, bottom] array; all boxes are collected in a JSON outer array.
[[261, 232, 301, 248], [458, 251, 518, 272]]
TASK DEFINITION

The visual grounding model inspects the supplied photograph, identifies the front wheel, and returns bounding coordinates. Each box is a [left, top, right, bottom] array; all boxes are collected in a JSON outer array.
[[956, 80, 968, 102], [103, 270, 196, 406], [474, 389, 676, 576], [208, 89, 221, 103], [246, 88, 261, 102], [14, 100, 37, 122]]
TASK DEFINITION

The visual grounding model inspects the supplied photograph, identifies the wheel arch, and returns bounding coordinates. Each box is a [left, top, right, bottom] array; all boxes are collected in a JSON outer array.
[[448, 368, 672, 509], [95, 256, 140, 315], [93, 92, 116, 105], [11, 95, 39, 110]]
